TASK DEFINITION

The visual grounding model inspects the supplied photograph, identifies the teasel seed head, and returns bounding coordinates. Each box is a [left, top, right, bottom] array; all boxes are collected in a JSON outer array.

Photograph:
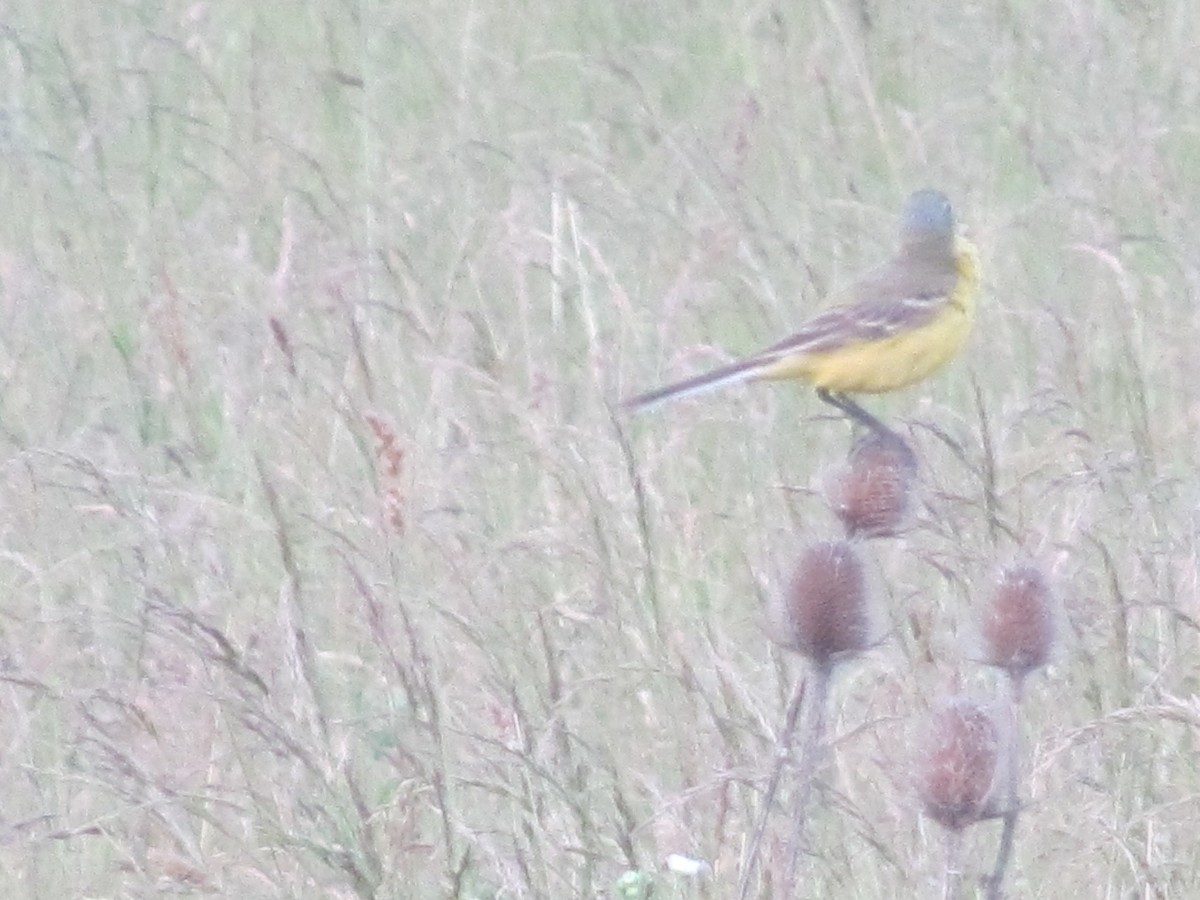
[[979, 564, 1057, 679], [917, 697, 1002, 832], [767, 540, 877, 664], [824, 429, 918, 539]]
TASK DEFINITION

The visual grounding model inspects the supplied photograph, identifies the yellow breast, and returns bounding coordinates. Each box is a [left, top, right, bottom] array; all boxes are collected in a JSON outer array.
[[798, 237, 979, 394]]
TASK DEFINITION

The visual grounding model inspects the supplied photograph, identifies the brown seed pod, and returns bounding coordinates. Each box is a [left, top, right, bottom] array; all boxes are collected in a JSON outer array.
[[917, 697, 1001, 832], [824, 429, 918, 539], [979, 565, 1057, 678], [767, 540, 875, 664]]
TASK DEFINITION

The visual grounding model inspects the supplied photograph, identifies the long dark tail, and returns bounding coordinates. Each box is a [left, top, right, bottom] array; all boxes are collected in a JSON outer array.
[[623, 356, 767, 412]]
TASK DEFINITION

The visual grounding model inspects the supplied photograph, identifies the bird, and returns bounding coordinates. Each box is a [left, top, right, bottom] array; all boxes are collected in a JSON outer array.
[[623, 189, 980, 433]]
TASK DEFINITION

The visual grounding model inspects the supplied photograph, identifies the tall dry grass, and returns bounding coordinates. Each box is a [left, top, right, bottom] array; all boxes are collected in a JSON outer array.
[[0, 1, 1199, 897]]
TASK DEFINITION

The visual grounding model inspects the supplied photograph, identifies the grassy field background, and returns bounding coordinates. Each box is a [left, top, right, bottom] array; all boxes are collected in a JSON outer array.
[[3, 1, 1200, 897]]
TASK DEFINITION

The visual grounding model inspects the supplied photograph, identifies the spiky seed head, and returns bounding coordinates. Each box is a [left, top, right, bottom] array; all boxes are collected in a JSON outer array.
[[979, 565, 1057, 678], [824, 429, 918, 539], [917, 697, 1001, 832], [767, 540, 875, 664]]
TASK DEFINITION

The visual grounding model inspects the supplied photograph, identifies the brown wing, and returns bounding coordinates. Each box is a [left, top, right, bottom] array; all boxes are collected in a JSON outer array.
[[623, 253, 961, 411], [758, 258, 958, 359]]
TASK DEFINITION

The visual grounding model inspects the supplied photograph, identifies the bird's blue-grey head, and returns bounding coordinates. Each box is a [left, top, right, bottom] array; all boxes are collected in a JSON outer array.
[[900, 189, 955, 255]]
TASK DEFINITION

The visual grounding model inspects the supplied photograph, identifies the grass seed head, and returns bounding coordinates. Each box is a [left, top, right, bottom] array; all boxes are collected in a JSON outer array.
[[824, 429, 918, 539], [979, 564, 1057, 678], [917, 697, 1001, 832], [768, 540, 875, 664]]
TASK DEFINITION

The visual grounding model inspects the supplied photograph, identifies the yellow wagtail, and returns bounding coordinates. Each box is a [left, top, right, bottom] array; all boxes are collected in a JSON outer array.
[[624, 189, 980, 431]]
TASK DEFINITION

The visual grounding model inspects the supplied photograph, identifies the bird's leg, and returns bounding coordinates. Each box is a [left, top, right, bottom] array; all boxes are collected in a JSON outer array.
[[816, 388, 896, 437]]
